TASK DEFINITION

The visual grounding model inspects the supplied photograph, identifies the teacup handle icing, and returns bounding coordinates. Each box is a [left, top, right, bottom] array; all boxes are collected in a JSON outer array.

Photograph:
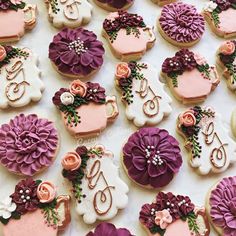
[[143, 26, 156, 43], [23, 4, 37, 30], [105, 96, 119, 122], [194, 207, 211, 236]]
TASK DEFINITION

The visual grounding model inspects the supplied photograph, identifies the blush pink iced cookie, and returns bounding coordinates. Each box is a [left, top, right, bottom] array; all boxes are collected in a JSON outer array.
[[52, 80, 119, 138], [102, 11, 156, 61], [161, 49, 220, 104], [0, 1, 37, 43], [203, 1, 236, 38], [0, 178, 71, 236], [152, 0, 177, 6], [140, 192, 210, 236], [94, 0, 134, 11]]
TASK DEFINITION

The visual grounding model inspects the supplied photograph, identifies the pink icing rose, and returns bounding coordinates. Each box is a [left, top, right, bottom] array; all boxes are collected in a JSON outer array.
[[70, 80, 87, 97], [155, 209, 173, 229], [179, 110, 196, 127], [194, 53, 207, 66], [116, 63, 131, 79], [0, 46, 6, 62], [10, 0, 22, 4], [61, 152, 81, 171], [37, 182, 56, 203], [219, 41, 235, 55]]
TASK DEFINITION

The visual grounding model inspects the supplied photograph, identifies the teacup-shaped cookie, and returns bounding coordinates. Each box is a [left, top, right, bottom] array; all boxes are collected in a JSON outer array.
[[0, 2, 37, 43], [52, 80, 119, 137], [0, 179, 71, 236]]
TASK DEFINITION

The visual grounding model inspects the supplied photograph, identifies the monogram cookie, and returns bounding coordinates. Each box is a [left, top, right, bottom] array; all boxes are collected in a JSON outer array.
[[0, 45, 44, 109], [115, 62, 172, 127], [94, 0, 134, 11], [161, 49, 219, 104], [177, 106, 236, 175], [45, 0, 92, 28], [62, 145, 129, 224]]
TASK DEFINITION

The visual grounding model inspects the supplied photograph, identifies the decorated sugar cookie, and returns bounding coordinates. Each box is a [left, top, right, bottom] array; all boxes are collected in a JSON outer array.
[[161, 49, 220, 104], [177, 106, 236, 175], [152, 0, 177, 6], [0, 114, 59, 176], [122, 127, 182, 189], [0, 1, 37, 43], [45, 0, 93, 28], [0, 45, 44, 109], [115, 62, 172, 127], [231, 108, 236, 138], [158, 2, 205, 47], [203, 0, 236, 38], [62, 145, 129, 224], [140, 192, 210, 236], [49, 28, 105, 79], [94, 0, 134, 11], [53, 80, 118, 137], [102, 11, 156, 61], [0, 179, 71, 236]]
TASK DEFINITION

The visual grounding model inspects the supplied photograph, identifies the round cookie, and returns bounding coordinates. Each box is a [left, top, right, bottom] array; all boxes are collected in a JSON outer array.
[[122, 127, 182, 189], [102, 11, 156, 61], [49, 28, 105, 79], [151, 0, 177, 6], [140, 191, 210, 236], [0, 114, 59, 176], [161, 49, 220, 104], [158, 2, 205, 47], [94, 0, 134, 11]]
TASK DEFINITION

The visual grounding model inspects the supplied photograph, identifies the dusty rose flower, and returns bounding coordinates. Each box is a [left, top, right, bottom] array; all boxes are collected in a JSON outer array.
[[61, 152, 81, 171], [0, 45, 7, 62], [70, 80, 87, 97], [116, 63, 131, 79], [179, 110, 196, 127], [219, 41, 235, 55], [37, 182, 56, 203]]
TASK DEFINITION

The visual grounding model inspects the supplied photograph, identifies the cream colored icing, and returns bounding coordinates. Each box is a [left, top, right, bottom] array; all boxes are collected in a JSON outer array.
[[219, 8, 236, 34]]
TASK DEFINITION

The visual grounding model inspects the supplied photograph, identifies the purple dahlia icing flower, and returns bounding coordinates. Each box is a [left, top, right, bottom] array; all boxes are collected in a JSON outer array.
[[97, 0, 133, 9]]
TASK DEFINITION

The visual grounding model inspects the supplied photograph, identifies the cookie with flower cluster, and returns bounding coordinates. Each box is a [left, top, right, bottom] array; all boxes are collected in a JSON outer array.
[[122, 127, 182, 189], [44, 0, 92, 28], [0, 114, 59, 176], [94, 0, 134, 11], [115, 61, 172, 127], [102, 11, 156, 61], [140, 191, 210, 236], [49, 28, 105, 79], [151, 0, 177, 6], [203, 0, 236, 38], [161, 49, 220, 104], [0, 0, 37, 43], [52, 79, 118, 137], [0, 179, 71, 236], [0, 45, 44, 109], [177, 106, 236, 175], [158, 2, 205, 47], [62, 145, 129, 224]]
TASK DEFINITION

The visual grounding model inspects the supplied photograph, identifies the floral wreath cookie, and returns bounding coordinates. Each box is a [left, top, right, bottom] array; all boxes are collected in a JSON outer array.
[[53, 79, 118, 137], [177, 106, 236, 175], [115, 61, 172, 127], [161, 49, 220, 104], [0, 114, 59, 176], [140, 192, 210, 236], [94, 0, 134, 11], [102, 11, 156, 61], [158, 2, 205, 47], [0, 179, 71, 236], [0, 45, 44, 109], [203, 0, 236, 38], [45, 0, 92, 28], [122, 127, 182, 189], [207, 176, 236, 236], [62, 145, 129, 224], [152, 0, 177, 6], [49, 28, 105, 79], [0, 0, 37, 43]]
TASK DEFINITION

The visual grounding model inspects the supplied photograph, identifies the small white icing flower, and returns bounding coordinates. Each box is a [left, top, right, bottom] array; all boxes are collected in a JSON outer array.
[[203, 1, 217, 12], [0, 197, 17, 219], [60, 92, 75, 105]]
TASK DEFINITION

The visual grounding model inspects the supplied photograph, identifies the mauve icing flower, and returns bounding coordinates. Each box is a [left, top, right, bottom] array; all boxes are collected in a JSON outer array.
[[37, 181, 56, 203], [123, 128, 182, 189], [0, 45, 6, 62], [155, 209, 173, 229], [52, 88, 69, 106], [97, 0, 133, 9], [162, 57, 183, 75], [0, 0, 11, 10], [139, 202, 157, 229], [0, 114, 59, 176], [75, 146, 88, 156], [49, 28, 105, 77], [175, 49, 197, 70], [85, 82, 106, 103]]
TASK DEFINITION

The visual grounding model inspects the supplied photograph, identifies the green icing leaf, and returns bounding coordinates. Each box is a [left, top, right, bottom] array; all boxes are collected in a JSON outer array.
[[186, 212, 200, 234], [149, 225, 166, 236], [211, 9, 220, 27]]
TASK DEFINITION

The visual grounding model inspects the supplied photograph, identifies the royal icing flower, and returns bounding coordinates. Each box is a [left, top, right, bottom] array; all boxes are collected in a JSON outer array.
[[179, 110, 196, 127], [203, 1, 217, 12], [70, 80, 87, 97], [10, 0, 22, 4], [60, 92, 74, 105], [0, 197, 17, 219], [0, 45, 6, 62], [155, 209, 173, 229], [116, 63, 131, 79], [85, 82, 106, 103], [219, 41, 236, 55], [194, 53, 207, 66], [37, 182, 56, 203], [62, 152, 81, 171]]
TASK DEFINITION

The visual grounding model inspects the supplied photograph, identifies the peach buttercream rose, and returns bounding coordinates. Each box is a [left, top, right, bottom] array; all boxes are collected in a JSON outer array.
[[61, 152, 81, 171], [179, 110, 196, 127], [219, 41, 235, 55], [0, 46, 6, 62], [116, 63, 131, 79], [37, 182, 56, 203], [70, 80, 87, 97]]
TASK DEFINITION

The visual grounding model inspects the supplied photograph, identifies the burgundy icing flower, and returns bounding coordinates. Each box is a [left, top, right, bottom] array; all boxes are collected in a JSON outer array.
[[175, 49, 197, 70], [139, 203, 158, 229], [52, 88, 69, 106], [10, 179, 39, 214], [49, 28, 105, 77], [0, 0, 11, 10], [85, 82, 106, 103], [213, 0, 231, 11], [162, 57, 184, 75], [176, 195, 194, 216], [0, 114, 59, 176], [97, 0, 133, 9], [123, 128, 182, 189], [76, 146, 88, 156]]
